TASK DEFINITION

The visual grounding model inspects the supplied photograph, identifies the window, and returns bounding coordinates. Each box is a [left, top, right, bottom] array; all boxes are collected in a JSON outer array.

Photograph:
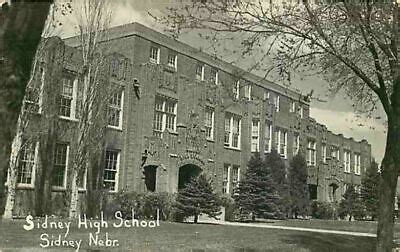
[[322, 144, 327, 163], [290, 101, 296, 113], [354, 153, 361, 175], [77, 167, 87, 190], [274, 95, 280, 112], [232, 165, 240, 192], [17, 140, 38, 186], [222, 164, 231, 194], [104, 150, 120, 192], [167, 53, 177, 69], [153, 95, 177, 137], [264, 122, 272, 153], [53, 143, 69, 188], [244, 83, 252, 100], [344, 150, 351, 173], [307, 140, 316, 166], [298, 105, 304, 118], [195, 63, 205, 81], [224, 113, 241, 149], [150, 46, 160, 64], [331, 146, 340, 161], [233, 80, 240, 99], [293, 133, 300, 156], [59, 76, 77, 118], [275, 128, 288, 159], [110, 58, 119, 77], [251, 120, 260, 152], [210, 68, 218, 85], [25, 66, 44, 113], [205, 107, 214, 140], [264, 91, 270, 100], [108, 89, 124, 128]]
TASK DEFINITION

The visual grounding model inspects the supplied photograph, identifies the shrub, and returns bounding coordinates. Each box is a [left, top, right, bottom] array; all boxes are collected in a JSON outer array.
[[220, 194, 237, 221], [310, 200, 337, 219], [142, 192, 173, 220]]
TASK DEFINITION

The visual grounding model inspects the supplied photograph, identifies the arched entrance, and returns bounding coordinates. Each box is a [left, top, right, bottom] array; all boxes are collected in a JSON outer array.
[[178, 164, 202, 190], [143, 165, 158, 192]]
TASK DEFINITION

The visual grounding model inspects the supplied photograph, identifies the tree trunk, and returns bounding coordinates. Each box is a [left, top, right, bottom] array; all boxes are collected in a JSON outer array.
[[3, 117, 23, 219], [376, 114, 400, 252], [69, 169, 79, 218], [194, 214, 198, 223]]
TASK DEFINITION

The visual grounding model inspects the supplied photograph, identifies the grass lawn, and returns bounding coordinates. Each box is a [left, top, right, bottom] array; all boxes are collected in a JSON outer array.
[[0, 219, 376, 252]]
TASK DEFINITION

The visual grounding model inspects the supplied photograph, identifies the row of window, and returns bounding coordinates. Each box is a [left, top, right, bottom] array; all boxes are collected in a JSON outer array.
[[12, 140, 120, 192], [149, 46, 305, 115], [25, 74, 125, 129]]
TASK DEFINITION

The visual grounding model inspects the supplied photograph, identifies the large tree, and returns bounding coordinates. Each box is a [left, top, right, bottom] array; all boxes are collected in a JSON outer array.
[[234, 153, 281, 220], [1, 0, 53, 218], [361, 159, 380, 220], [265, 150, 290, 218], [159, 1, 399, 250], [173, 173, 222, 223], [288, 154, 310, 218]]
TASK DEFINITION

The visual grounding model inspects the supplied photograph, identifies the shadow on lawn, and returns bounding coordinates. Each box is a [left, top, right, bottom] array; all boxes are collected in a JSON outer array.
[[281, 232, 376, 252]]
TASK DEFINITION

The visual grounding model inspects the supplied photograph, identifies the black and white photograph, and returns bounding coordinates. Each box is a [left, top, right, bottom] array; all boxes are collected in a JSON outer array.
[[0, 0, 399, 251]]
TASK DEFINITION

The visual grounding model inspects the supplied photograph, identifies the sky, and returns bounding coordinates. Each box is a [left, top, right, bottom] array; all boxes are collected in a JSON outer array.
[[49, 0, 387, 162]]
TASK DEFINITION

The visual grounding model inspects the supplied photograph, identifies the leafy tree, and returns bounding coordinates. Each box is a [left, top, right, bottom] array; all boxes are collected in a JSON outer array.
[[265, 150, 290, 217], [173, 173, 221, 223], [234, 153, 281, 220], [361, 160, 380, 220], [159, 2, 399, 250], [288, 154, 310, 218], [338, 185, 364, 221]]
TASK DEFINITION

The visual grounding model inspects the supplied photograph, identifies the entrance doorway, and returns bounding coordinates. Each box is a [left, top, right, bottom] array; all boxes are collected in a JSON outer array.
[[178, 164, 202, 189], [144, 165, 157, 192]]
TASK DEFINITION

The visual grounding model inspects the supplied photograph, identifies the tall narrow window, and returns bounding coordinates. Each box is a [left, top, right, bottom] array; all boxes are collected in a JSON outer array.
[[210, 68, 219, 85], [275, 128, 287, 158], [354, 153, 361, 175], [104, 150, 120, 192], [53, 143, 69, 188], [149, 46, 160, 64], [233, 80, 240, 99], [251, 120, 260, 152], [264, 91, 270, 100], [232, 116, 240, 148], [344, 150, 351, 173], [59, 76, 76, 118], [224, 113, 241, 149], [307, 140, 316, 166], [25, 66, 44, 113], [195, 63, 205, 81], [108, 89, 124, 128], [264, 122, 272, 153], [167, 53, 177, 69], [232, 165, 240, 192], [17, 140, 37, 186], [322, 144, 327, 163], [274, 95, 280, 112], [222, 164, 231, 194], [244, 83, 252, 100], [153, 96, 177, 137], [205, 107, 214, 140], [298, 105, 304, 118], [290, 101, 296, 113]]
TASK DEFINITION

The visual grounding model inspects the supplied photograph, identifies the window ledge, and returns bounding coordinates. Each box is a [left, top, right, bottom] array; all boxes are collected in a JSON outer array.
[[16, 184, 34, 190], [206, 138, 215, 143], [107, 125, 123, 131], [224, 146, 241, 151], [52, 186, 67, 192], [354, 173, 361, 176], [344, 171, 351, 174], [59, 116, 79, 122]]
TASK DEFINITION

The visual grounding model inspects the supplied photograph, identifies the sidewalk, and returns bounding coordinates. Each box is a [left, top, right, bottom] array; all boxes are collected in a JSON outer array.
[[217, 221, 377, 237]]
